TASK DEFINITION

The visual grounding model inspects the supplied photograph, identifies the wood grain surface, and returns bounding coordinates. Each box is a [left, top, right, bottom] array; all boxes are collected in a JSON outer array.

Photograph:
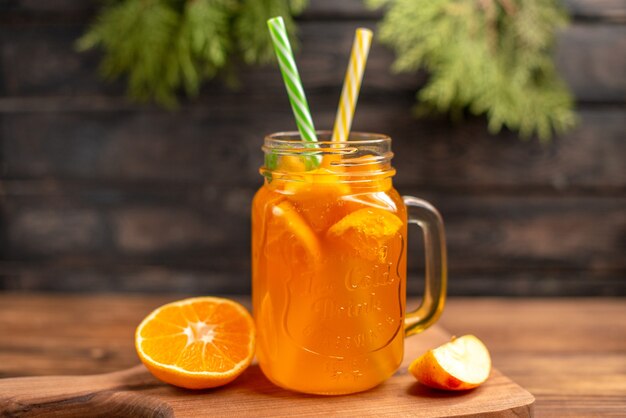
[[0, 296, 536, 418], [0, 328, 533, 418], [0, 295, 625, 416]]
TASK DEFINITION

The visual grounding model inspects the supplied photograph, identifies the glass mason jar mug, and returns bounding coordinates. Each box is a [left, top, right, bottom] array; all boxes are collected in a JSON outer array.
[[252, 132, 447, 395]]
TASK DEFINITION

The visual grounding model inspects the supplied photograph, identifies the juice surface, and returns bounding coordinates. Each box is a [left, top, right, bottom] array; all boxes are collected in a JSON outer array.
[[252, 164, 407, 394]]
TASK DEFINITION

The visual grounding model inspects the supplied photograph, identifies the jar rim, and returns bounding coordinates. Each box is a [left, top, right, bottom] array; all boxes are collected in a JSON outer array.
[[264, 130, 391, 147], [261, 131, 395, 183]]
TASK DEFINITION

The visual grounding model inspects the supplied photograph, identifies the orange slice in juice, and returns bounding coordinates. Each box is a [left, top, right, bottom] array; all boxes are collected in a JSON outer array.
[[327, 207, 403, 260], [342, 155, 392, 192], [135, 297, 255, 389], [278, 155, 307, 172], [284, 168, 351, 233], [267, 200, 321, 262]]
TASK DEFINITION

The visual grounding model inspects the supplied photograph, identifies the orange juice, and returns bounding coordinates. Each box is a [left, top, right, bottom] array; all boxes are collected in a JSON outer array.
[[252, 134, 408, 394]]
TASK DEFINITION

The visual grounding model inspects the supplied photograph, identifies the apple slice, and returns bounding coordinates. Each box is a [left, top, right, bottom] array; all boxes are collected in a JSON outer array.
[[409, 335, 492, 390]]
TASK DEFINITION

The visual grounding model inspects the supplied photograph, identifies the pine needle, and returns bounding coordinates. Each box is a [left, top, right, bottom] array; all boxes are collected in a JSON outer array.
[[78, 0, 307, 106], [368, 0, 577, 141]]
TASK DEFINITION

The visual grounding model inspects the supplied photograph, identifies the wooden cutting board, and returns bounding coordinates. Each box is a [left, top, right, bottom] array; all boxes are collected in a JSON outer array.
[[0, 325, 534, 417]]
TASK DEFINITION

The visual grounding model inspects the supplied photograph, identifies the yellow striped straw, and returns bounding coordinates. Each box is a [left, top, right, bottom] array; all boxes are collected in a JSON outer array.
[[332, 28, 373, 142]]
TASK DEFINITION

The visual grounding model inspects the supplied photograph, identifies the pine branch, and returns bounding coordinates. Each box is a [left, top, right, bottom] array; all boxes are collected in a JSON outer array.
[[367, 0, 577, 141], [78, 0, 308, 106], [234, 0, 302, 65]]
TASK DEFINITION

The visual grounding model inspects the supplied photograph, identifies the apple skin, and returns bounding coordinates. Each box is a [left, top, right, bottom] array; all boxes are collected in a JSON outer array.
[[408, 335, 491, 391]]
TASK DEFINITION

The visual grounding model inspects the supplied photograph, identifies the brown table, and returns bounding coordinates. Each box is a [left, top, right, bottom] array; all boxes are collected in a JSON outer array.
[[0, 294, 624, 416]]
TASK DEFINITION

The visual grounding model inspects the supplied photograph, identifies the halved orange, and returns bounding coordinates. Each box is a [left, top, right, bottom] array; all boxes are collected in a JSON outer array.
[[135, 297, 255, 389]]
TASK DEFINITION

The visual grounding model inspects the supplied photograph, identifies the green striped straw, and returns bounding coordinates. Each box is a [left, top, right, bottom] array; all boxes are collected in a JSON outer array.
[[267, 16, 320, 169]]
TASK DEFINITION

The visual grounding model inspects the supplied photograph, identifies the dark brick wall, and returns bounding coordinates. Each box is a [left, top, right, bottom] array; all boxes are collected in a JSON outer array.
[[1, 0, 625, 295]]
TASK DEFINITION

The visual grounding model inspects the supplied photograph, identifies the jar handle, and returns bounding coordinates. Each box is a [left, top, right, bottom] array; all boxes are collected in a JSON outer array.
[[402, 196, 447, 337]]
